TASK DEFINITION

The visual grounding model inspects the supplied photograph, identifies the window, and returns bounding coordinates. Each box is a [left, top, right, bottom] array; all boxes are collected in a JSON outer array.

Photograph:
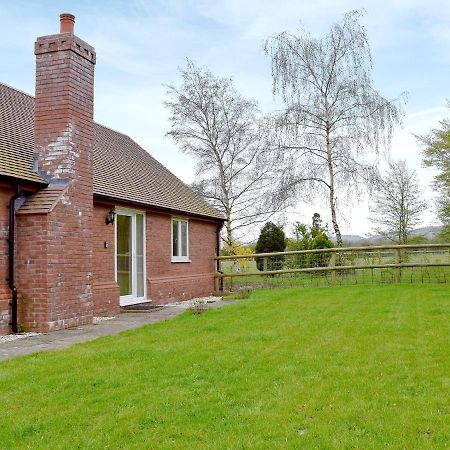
[[172, 218, 189, 262]]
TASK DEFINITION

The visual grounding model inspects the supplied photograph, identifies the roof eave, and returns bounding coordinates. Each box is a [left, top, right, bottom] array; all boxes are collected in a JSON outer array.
[[93, 193, 225, 222], [0, 173, 48, 190]]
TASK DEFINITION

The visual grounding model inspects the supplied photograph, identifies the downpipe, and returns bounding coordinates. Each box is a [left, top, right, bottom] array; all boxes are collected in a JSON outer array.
[[8, 185, 21, 333], [216, 222, 224, 293]]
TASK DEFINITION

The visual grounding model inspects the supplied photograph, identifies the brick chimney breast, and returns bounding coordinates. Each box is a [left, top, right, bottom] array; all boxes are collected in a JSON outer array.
[[17, 14, 97, 332]]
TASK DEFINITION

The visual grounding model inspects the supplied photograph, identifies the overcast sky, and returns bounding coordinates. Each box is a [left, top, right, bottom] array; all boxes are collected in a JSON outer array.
[[1, 0, 449, 237]]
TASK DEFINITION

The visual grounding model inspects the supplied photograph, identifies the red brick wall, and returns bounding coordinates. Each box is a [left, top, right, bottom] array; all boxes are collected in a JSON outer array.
[[0, 186, 15, 335], [146, 211, 218, 304], [16, 202, 97, 332], [92, 203, 120, 315], [15, 212, 49, 331]]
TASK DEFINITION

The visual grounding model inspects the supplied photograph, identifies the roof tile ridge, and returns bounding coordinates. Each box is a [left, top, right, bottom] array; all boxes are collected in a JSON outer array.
[[94, 122, 134, 140], [0, 81, 34, 99]]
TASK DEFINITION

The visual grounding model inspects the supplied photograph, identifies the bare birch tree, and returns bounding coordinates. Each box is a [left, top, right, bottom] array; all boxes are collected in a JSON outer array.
[[264, 10, 405, 246], [369, 160, 427, 244], [165, 60, 284, 251]]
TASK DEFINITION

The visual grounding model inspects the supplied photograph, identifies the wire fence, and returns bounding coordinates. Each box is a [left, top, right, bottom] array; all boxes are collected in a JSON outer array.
[[215, 244, 450, 292]]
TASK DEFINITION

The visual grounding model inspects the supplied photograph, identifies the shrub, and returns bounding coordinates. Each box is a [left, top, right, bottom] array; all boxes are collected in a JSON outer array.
[[188, 299, 208, 315], [309, 232, 334, 267], [287, 215, 334, 268], [255, 222, 286, 271]]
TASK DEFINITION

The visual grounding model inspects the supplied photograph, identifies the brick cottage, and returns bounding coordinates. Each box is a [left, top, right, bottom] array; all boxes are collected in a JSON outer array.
[[0, 14, 223, 335]]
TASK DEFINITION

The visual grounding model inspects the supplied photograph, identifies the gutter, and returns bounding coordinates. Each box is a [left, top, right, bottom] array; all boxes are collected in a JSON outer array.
[[8, 185, 21, 333]]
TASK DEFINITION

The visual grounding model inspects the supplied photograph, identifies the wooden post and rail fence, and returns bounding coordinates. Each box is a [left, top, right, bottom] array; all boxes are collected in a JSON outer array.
[[214, 243, 450, 291]]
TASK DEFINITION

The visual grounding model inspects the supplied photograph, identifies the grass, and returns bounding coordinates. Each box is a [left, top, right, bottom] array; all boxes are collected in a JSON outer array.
[[1, 284, 449, 449]]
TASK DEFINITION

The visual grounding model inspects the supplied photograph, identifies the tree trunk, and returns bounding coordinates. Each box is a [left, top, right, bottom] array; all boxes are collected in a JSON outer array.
[[329, 185, 343, 247], [215, 148, 234, 254], [224, 208, 234, 254], [326, 128, 343, 248], [400, 189, 406, 244]]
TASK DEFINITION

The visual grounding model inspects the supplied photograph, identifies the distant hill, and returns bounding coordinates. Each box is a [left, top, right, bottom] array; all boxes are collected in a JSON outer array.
[[408, 226, 443, 239], [338, 226, 443, 245], [340, 234, 369, 244]]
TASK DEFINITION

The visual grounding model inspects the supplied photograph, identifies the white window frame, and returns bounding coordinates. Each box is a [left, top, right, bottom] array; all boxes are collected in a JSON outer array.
[[171, 217, 190, 263], [114, 208, 148, 306]]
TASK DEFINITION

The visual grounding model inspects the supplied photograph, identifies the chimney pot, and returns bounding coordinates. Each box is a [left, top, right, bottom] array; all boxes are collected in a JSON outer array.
[[60, 13, 75, 34]]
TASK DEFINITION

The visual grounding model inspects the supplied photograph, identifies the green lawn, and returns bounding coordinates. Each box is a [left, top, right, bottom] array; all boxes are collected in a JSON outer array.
[[1, 284, 449, 449]]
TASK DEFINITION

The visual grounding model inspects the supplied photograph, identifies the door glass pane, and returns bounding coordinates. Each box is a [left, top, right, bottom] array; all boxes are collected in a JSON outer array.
[[172, 220, 179, 256], [136, 214, 145, 298], [181, 221, 188, 256], [117, 215, 132, 296]]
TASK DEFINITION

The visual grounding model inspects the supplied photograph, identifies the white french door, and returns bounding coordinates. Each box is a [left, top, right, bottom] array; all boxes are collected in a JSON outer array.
[[115, 209, 147, 306]]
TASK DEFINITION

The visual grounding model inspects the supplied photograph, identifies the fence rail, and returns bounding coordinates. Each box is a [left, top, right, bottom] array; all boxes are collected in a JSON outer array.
[[214, 243, 450, 291]]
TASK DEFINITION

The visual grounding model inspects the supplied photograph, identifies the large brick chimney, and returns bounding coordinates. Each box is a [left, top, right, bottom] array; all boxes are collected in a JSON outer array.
[[34, 13, 95, 184], [15, 14, 96, 332]]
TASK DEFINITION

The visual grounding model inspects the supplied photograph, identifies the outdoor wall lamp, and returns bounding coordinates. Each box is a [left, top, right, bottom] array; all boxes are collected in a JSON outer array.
[[105, 207, 116, 225]]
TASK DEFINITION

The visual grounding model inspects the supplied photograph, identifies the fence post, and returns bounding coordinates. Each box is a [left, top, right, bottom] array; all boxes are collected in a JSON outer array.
[[215, 255, 224, 294], [214, 274, 219, 293], [329, 252, 336, 284], [263, 256, 268, 272], [394, 248, 401, 283]]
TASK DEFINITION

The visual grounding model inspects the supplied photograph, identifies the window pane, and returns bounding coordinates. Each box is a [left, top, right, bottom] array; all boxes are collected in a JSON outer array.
[[172, 220, 179, 256], [181, 221, 188, 257], [136, 214, 144, 297], [117, 215, 132, 296]]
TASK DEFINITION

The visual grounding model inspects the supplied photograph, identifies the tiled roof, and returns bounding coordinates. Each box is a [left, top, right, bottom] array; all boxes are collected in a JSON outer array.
[[0, 82, 223, 220], [17, 184, 68, 215], [0, 83, 45, 184]]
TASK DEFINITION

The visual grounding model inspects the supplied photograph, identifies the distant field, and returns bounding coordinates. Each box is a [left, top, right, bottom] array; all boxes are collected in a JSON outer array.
[[1, 284, 449, 449]]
